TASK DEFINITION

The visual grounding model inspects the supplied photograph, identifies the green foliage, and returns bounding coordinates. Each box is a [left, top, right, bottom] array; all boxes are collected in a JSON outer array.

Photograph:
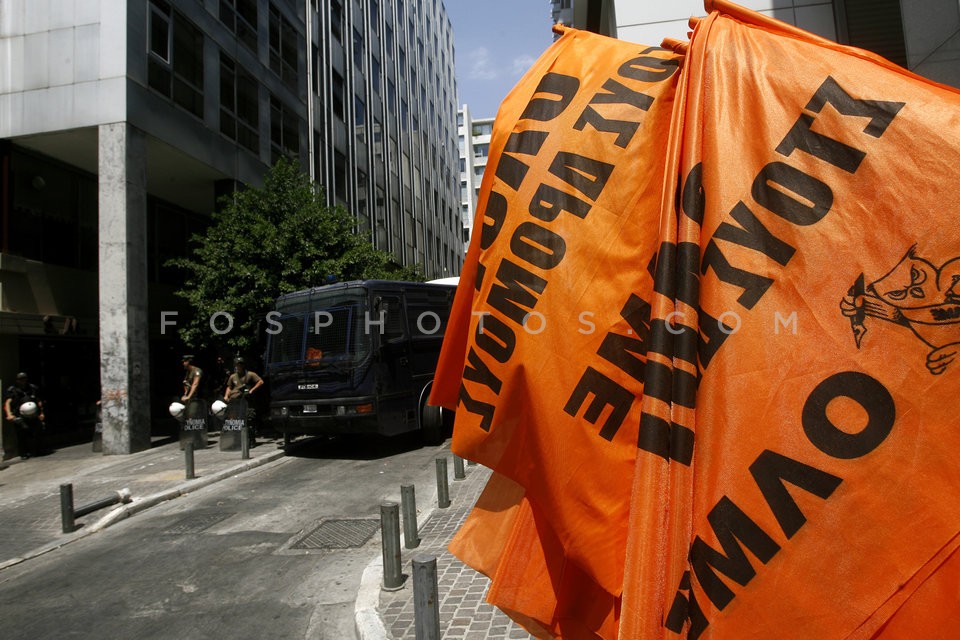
[[168, 159, 423, 351]]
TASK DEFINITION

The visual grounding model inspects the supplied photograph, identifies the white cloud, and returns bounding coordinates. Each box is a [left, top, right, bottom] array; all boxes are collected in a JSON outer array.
[[511, 54, 536, 77], [467, 47, 498, 80]]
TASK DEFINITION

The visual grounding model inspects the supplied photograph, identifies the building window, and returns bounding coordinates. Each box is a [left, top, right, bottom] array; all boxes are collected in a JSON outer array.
[[312, 43, 320, 94], [353, 27, 364, 70], [332, 70, 345, 120], [148, 2, 204, 119], [269, 4, 298, 90], [839, 0, 907, 67], [357, 169, 370, 231], [313, 130, 324, 185], [330, 0, 344, 42], [270, 94, 300, 162], [371, 56, 381, 93], [334, 150, 348, 203], [220, 51, 260, 153], [149, 2, 171, 62], [355, 94, 366, 145], [472, 122, 492, 136], [473, 143, 489, 159], [151, 200, 209, 284], [7, 150, 98, 271], [373, 115, 383, 157], [219, 0, 257, 52]]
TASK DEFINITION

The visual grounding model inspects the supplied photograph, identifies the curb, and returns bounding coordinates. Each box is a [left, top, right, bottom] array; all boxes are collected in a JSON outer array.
[[356, 556, 390, 640], [89, 449, 288, 532], [354, 468, 442, 640], [0, 449, 288, 572]]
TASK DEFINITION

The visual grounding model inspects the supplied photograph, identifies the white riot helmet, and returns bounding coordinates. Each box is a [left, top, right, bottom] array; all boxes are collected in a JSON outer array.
[[168, 401, 186, 418], [211, 400, 228, 416], [19, 401, 38, 417]]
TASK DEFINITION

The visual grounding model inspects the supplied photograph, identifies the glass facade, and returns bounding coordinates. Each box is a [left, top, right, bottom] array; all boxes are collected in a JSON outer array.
[[134, 0, 461, 278], [313, 0, 461, 277]]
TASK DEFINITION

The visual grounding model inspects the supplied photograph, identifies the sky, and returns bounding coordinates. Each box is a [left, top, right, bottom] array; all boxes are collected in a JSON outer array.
[[444, 1, 556, 119]]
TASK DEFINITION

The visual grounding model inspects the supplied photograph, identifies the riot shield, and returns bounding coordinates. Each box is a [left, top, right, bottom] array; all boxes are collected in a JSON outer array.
[[180, 398, 208, 449], [219, 397, 247, 451]]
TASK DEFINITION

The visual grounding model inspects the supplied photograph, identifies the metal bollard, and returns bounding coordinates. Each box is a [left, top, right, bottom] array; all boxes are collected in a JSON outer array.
[[74, 488, 132, 518], [412, 554, 441, 640], [241, 426, 250, 460], [380, 501, 404, 590], [185, 442, 195, 480], [401, 484, 420, 549], [60, 483, 75, 533], [453, 455, 466, 481], [61, 485, 132, 533], [435, 458, 450, 509]]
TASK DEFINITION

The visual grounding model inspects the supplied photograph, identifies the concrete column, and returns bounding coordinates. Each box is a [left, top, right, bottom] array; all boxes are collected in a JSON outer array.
[[98, 123, 151, 454]]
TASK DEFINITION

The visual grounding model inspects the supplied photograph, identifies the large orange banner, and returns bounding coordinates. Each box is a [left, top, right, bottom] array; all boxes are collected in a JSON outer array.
[[622, 3, 960, 639], [432, 25, 682, 606], [435, 2, 960, 638]]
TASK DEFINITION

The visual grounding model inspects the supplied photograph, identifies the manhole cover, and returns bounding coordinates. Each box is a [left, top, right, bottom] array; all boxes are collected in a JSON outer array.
[[291, 519, 380, 549], [164, 512, 235, 534]]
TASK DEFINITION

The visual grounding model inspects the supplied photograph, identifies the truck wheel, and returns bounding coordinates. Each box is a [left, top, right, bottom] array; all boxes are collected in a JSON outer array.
[[421, 403, 444, 445], [442, 407, 455, 436]]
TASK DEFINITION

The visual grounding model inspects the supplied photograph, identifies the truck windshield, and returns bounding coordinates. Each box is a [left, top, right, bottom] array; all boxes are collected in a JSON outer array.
[[268, 290, 371, 367]]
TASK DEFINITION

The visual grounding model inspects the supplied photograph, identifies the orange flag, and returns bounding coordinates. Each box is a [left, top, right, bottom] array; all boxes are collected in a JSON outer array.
[[431, 25, 682, 602], [621, 2, 960, 639], [449, 472, 623, 638]]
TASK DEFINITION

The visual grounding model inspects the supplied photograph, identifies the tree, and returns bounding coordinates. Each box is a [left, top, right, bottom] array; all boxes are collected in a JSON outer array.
[[168, 159, 423, 352]]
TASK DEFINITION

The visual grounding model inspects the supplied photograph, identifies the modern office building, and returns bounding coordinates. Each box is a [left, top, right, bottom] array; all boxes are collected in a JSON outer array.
[[550, 0, 960, 89], [456, 104, 493, 251], [0, 0, 459, 455]]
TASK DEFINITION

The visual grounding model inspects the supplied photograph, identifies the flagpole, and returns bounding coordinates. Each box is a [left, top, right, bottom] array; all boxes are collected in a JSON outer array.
[[661, 37, 689, 55]]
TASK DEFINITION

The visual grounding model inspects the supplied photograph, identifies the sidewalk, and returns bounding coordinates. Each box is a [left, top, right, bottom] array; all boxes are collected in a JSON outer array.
[[0, 433, 286, 570], [362, 461, 534, 640]]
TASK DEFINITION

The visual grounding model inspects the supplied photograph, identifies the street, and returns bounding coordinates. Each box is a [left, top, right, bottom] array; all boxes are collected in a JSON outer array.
[[0, 434, 450, 640]]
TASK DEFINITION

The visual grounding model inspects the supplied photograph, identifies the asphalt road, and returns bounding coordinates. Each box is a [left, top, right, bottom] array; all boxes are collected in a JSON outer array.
[[0, 433, 450, 640]]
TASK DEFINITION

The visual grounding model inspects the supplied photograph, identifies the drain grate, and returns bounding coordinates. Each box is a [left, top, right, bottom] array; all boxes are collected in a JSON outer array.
[[291, 519, 380, 549], [164, 511, 235, 534]]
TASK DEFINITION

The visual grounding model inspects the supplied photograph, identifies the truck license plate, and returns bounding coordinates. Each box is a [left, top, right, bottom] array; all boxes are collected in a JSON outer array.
[[303, 404, 317, 414]]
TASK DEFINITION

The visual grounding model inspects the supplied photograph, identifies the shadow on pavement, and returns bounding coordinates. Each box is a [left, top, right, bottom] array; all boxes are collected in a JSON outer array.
[[284, 432, 447, 462]]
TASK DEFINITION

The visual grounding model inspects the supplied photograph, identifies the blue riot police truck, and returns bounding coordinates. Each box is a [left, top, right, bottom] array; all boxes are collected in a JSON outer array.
[[264, 279, 456, 444]]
